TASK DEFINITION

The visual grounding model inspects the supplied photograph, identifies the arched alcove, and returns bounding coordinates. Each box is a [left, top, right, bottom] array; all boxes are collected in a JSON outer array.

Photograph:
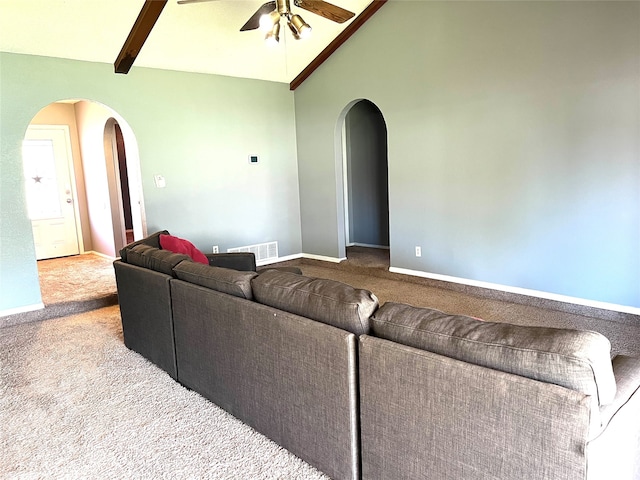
[[334, 99, 389, 263]]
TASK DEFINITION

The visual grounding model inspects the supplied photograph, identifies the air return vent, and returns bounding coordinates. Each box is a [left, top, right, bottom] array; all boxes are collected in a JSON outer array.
[[228, 241, 278, 265]]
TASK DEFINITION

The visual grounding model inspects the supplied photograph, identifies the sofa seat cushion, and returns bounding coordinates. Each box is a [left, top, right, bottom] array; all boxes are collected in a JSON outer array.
[[251, 269, 378, 335], [371, 302, 616, 406], [126, 244, 190, 276], [173, 261, 257, 300]]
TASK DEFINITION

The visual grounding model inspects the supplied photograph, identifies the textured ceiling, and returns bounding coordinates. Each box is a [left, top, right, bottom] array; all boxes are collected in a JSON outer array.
[[0, 0, 373, 83]]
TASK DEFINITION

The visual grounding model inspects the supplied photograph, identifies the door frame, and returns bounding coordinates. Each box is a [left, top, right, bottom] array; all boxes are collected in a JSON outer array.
[[104, 117, 147, 252], [24, 124, 85, 256]]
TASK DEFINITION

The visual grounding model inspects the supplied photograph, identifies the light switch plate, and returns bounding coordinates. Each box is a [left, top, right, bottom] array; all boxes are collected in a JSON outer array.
[[154, 175, 166, 188]]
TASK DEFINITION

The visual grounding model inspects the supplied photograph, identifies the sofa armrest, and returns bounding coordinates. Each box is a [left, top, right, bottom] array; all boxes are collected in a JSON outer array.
[[119, 229, 169, 262], [206, 252, 256, 272], [589, 355, 640, 479], [599, 355, 640, 429]]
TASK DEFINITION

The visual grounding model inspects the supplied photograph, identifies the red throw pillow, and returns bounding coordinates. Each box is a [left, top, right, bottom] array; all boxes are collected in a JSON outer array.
[[159, 234, 209, 265]]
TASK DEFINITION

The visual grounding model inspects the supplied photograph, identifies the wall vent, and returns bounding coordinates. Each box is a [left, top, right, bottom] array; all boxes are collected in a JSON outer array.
[[228, 241, 278, 265]]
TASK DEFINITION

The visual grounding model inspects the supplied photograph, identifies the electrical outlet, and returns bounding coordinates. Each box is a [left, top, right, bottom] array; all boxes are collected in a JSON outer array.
[[415, 246, 422, 257], [212, 246, 219, 254]]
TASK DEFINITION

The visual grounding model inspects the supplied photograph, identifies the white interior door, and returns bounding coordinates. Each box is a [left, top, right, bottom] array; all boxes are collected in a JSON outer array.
[[22, 126, 80, 260]]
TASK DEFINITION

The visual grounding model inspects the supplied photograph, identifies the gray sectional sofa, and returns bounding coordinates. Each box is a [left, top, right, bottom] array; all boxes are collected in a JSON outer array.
[[114, 230, 256, 380], [114, 232, 640, 480]]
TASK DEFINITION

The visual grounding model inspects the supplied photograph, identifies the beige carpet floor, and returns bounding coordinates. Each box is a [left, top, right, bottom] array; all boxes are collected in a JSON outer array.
[[0, 305, 328, 479], [0, 253, 118, 328], [37, 253, 117, 304]]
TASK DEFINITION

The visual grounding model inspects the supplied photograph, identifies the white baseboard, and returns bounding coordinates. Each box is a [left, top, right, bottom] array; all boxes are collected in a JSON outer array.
[[348, 243, 390, 249], [390, 267, 640, 315], [302, 253, 346, 264], [259, 253, 347, 266], [257, 253, 303, 266], [0, 302, 44, 317], [86, 251, 117, 260]]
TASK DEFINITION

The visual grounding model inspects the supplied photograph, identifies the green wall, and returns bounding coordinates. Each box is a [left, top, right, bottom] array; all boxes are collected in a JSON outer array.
[[294, 1, 640, 308], [2, 1, 639, 313], [0, 53, 300, 313]]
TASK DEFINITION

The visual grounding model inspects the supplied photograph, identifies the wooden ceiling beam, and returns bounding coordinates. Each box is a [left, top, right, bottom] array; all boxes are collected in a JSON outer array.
[[114, 0, 168, 74], [290, 0, 388, 91]]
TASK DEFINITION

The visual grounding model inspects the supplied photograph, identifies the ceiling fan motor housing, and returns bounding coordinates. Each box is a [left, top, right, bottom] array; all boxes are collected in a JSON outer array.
[[277, 0, 291, 16]]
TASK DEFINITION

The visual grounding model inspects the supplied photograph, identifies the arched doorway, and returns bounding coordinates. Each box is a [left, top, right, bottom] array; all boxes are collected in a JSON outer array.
[[114, 123, 135, 245], [23, 99, 145, 294], [339, 99, 389, 266], [104, 118, 138, 254]]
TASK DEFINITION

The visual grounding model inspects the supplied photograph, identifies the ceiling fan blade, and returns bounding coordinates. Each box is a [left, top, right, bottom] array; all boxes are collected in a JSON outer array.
[[177, 0, 221, 4], [240, 1, 276, 31], [294, 0, 355, 23], [114, 0, 167, 74]]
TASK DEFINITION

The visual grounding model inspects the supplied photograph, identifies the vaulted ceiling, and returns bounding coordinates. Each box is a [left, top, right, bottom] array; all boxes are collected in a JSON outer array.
[[0, 0, 374, 84]]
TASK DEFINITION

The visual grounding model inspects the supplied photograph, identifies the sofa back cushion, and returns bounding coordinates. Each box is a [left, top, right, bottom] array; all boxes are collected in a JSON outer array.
[[251, 269, 378, 335], [371, 302, 616, 406], [126, 244, 190, 276], [173, 261, 257, 300], [119, 230, 169, 262]]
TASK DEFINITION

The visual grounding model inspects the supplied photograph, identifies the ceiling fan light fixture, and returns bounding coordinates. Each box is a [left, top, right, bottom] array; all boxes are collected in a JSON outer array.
[[265, 22, 280, 46], [289, 14, 312, 39], [259, 10, 281, 32]]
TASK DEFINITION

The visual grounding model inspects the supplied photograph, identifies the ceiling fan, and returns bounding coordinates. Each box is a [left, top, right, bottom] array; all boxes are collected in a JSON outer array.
[[114, 0, 355, 74]]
